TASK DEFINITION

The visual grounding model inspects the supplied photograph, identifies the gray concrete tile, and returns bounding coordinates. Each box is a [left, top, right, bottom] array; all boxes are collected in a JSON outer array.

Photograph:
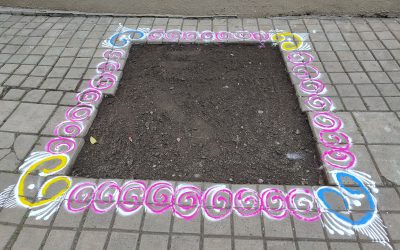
[[43, 229, 76, 250], [139, 234, 169, 250], [75, 230, 108, 250], [298, 241, 329, 250], [12, 227, 47, 250], [170, 235, 200, 250], [107, 232, 139, 250], [266, 240, 296, 250], [0, 224, 16, 249], [369, 145, 400, 185], [1, 103, 56, 133], [353, 112, 400, 143], [203, 237, 231, 250]]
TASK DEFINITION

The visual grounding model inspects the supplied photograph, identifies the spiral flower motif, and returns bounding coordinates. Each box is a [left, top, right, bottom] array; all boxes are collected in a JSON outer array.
[[200, 31, 214, 41], [251, 31, 270, 42], [215, 31, 231, 42], [66, 104, 95, 122], [89, 72, 117, 90], [96, 60, 120, 74], [181, 31, 198, 42], [286, 188, 320, 222], [202, 185, 233, 221], [292, 64, 321, 80], [234, 31, 252, 40], [164, 29, 181, 41], [173, 185, 202, 220], [319, 131, 351, 150], [53, 120, 84, 137], [287, 52, 314, 65], [260, 188, 288, 220], [304, 95, 333, 111], [92, 181, 121, 214], [66, 182, 97, 213], [144, 182, 174, 214], [103, 49, 125, 60], [312, 112, 343, 132], [45, 137, 76, 154], [322, 149, 356, 169], [75, 88, 102, 105], [117, 181, 146, 215], [233, 188, 261, 217], [299, 79, 326, 94], [147, 29, 165, 41]]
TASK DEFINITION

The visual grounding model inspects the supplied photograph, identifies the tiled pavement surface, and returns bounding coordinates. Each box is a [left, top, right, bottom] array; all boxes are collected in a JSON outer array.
[[0, 13, 399, 249]]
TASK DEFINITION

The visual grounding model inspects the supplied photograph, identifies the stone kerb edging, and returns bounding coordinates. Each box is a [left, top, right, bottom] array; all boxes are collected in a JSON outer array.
[[0, 24, 393, 248]]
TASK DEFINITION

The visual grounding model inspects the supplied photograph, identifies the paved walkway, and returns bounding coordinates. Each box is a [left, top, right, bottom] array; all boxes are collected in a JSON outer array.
[[0, 11, 399, 250]]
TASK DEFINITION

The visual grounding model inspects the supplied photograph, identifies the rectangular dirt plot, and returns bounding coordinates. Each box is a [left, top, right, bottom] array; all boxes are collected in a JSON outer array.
[[72, 44, 323, 185]]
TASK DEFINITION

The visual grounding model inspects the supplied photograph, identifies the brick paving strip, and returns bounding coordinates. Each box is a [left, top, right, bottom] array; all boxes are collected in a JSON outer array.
[[0, 10, 399, 250]]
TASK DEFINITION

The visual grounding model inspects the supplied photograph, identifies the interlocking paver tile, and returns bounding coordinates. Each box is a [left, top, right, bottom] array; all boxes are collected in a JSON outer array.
[[369, 145, 400, 184], [266, 240, 296, 250], [12, 227, 47, 250], [75, 230, 108, 250], [298, 241, 329, 250], [353, 112, 400, 143], [43, 229, 76, 250], [1, 103, 55, 133], [0, 224, 16, 249], [203, 237, 231, 250], [107, 232, 139, 250], [170, 235, 200, 250]]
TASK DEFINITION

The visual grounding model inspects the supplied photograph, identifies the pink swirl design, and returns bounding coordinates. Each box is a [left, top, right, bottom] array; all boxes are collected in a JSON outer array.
[[234, 31, 252, 40], [233, 188, 261, 217], [305, 95, 333, 111], [75, 88, 103, 105], [144, 182, 174, 214], [117, 181, 146, 215], [319, 131, 351, 150], [66, 182, 97, 213], [299, 79, 326, 94], [292, 64, 321, 80], [66, 104, 95, 122], [286, 188, 320, 222], [260, 188, 288, 220], [45, 137, 76, 154], [164, 29, 181, 41], [287, 52, 315, 65], [92, 181, 121, 214], [322, 149, 356, 169], [103, 49, 125, 60], [96, 60, 120, 73], [202, 186, 232, 221], [147, 29, 165, 41], [53, 120, 84, 137], [181, 31, 198, 41], [312, 112, 343, 132], [251, 31, 270, 42], [215, 31, 231, 42], [200, 31, 214, 41], [173, 185, 202, 220], [89, 72, 117, 90]]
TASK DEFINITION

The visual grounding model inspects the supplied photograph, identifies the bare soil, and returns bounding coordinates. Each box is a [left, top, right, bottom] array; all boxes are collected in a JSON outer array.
[[72, 44, 324, 185]]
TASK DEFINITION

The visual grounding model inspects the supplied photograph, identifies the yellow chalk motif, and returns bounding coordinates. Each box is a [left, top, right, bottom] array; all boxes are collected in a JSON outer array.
[[271, 32, 303, 51], [17, 154, 71, 208]]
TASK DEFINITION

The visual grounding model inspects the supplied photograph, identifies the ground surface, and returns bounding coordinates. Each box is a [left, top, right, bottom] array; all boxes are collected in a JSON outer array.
[[1, 0, 400, 18], [0, 14, 399, 250], [72, 44, 322, 185]]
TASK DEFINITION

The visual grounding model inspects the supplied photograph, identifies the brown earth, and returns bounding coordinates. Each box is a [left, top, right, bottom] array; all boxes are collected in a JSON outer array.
[[72, 44, 324, 185]]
